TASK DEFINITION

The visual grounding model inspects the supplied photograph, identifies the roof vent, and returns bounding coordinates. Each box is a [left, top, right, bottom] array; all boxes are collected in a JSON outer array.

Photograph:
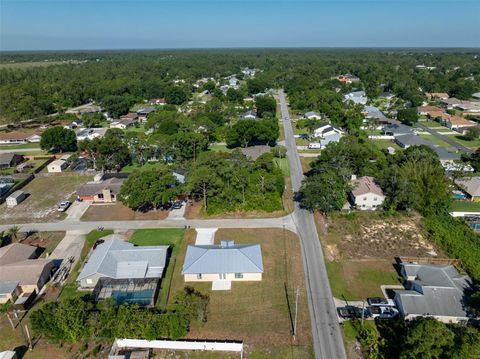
[[220, 240, 235, 248]]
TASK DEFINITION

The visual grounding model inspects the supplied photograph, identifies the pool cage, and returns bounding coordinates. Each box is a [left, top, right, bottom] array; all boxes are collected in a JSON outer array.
[[92, 277, 160, 307]]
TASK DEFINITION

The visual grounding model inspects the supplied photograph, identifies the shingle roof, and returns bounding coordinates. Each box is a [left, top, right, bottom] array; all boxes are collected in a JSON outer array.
[[0, 153, 22, 166], [0, 243, 37, 266], [351, 176, 384, 197], [182, 242, 263, 274], [78, 239, 168, 281], [456, 176, 480, 197], [76, 178, 125, 197], [395, 263, 471, 319], [0, 259, 54, 286]]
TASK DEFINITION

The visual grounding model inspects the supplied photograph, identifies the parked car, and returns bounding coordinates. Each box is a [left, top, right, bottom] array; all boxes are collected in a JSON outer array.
[[172, 200, 183, 210], [337, 306, 371, 319], [369, 306, 399, 319], [57, 201, 71, 212], [367, 297, 389, 306]]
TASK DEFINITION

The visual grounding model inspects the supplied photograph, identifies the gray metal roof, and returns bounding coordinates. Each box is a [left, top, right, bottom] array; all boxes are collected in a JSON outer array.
[[0, 280, 19, 295], [182, 242, 263, 274], [456, 176, 480, 197], [78, 239, 168, 281], [395, 263, 472, 319]]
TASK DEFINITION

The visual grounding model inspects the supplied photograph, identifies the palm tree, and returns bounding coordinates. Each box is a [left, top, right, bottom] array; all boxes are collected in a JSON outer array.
[[7, 225, 20, 242]]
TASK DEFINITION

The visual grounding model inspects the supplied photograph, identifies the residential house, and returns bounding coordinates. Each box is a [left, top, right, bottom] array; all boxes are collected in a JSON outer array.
[[0, 153, 23, 169], [350, 176, 385, 210], [76, 177, 125, 202], [110, 118, 137, 130], [381, 124, 414, 137], [426, 92, 449, 100], [182, 240, 263, 283], [394, 263, 472, 323], [364, 106, 388, 122], [173, 169, 186, 184], [77, 238, 168, 289], [444, 116, 477, 132], [0, 131, 41, 145], [0, 243, 55, 296], [379, 92, 395, 100], [0, 177, 15, 196], [313, 124, 344, 148], [76, 128, 107, 141], [417, 105, 444, 116], [240, 145, 271, 160], [47, 154, 71, 173], [303, 111, 322, 120], [240, 110, 257, 120], [455, 177, 480, 201], [344, 91, 368, 105], [242, 67, 256, 77], [338, 74, 360, 84], [6, 191, 26, 207], [148, 98, 166, 106], [394, 134, 432, 149], [441, 98, 480, 113], [136, 107, 156, 122]]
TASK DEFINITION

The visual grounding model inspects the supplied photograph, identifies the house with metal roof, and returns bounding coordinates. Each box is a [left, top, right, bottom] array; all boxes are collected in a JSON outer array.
[[394, 263, 472, 323], [381, 124, 413, 137], [182, 241, 263, 284], [313, 124, 344, 148], [77, 238, 169, 289], [304, 111, 322, 120]]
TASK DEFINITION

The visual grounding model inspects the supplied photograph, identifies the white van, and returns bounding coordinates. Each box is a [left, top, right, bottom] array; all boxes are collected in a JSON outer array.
[[308, 142, 321, 149]]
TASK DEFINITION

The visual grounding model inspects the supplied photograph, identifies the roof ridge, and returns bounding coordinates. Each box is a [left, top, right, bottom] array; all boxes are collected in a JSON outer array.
[[237, 245, 263, 272], [182, 246, 209, 272]]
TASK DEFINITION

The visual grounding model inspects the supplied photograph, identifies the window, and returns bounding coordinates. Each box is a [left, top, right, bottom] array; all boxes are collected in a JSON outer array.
[[86, 279, 93, 284], [374, 197, 377, 201], [235, 273, 244, 279], [97, 193, 104, 199], [363, 197, 367, 201], [196, 274, 202, 279]]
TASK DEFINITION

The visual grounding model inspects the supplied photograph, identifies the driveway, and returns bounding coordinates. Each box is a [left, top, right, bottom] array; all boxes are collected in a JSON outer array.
[[65, 201, 91, 220], [167, 203, 186, 220], [195, 228, 217, 245]]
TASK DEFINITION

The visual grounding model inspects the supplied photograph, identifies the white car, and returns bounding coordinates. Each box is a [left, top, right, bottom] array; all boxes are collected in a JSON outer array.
[[57, 201, 71, 212]]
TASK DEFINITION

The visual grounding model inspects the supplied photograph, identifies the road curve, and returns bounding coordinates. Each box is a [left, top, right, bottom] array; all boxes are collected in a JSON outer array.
[[279, 89, 347, 359]]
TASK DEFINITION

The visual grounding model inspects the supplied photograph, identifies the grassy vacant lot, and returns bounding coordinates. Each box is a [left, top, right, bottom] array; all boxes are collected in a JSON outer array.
[[444, 134, 480, 149], [318, 212, 444, 300], [371, 139, 401, 151], [121, 161, 168, 173], [273, 157, 290, 176], [451, 200, 480, 212], [168, 228, 312, 358], [300, 156, 316, 173], [81, 202, 169, 221], [0, 175, 91, 224], [418, 134, 455, 151], [128, 228, 186, 308]]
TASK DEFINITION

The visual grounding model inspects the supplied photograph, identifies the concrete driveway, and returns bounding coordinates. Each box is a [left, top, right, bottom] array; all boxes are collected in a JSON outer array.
[[65, 201, 91, 220]]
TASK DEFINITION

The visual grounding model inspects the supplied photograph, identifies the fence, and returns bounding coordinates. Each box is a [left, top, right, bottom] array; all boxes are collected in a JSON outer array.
[[109, 339, 243, 358], [398, 256, 461, 266], [367, 135, 394, 139]]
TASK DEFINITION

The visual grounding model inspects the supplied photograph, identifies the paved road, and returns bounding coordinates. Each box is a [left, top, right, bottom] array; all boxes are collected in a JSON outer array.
[[0, 216, 296, 234], [279, 89, 346, 359], [416, 123, 473, 154]]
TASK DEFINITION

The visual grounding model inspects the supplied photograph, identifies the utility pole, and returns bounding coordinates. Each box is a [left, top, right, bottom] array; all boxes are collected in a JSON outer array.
[[24, 324, 33, 351], [361, 300, 365, 328], [293, 288, 300, 340]]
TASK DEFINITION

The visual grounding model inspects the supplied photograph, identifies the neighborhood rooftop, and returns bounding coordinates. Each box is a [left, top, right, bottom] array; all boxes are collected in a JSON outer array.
[[182, 241, 264, 275]]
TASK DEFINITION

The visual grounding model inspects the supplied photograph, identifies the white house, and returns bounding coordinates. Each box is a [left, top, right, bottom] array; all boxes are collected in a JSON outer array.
[[344, 91, 368, 105], [47, 155, 71, 173], [304, 111, 322, 120], [312, 124, 344, 148], [350, 176, 385, 210]]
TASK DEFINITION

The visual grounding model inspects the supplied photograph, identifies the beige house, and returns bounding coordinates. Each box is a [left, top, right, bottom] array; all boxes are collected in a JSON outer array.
[[350, 176, 385, 210], [0, 243, 55, 299], [182, 241, 263, 283], [76, 177, 125, 202]]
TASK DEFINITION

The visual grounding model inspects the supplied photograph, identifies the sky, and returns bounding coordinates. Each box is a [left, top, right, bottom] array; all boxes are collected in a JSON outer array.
[[1, 0, 479, 51]]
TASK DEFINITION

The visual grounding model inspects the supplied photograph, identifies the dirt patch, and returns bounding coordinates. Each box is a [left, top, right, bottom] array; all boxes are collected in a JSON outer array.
[[322, 213, 444, 260], [81, 202, 169, 221], [20, 231, 65, 256]]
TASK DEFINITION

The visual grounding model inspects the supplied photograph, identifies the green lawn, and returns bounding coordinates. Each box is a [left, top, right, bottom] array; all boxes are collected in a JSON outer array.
[[371, 139, 401, 151], [418, 134, 455, 150], [443, 134, 480, 149], [209, 144, 232, 153], [274, 157, 290, 176], [59, 229, 113, 299], [451, 201, 480, 212], [326, 259, 401, 301], [0, 143, 42, 150], [125, 124, 146, 133], [129, 228, 185, 308], [121, 161, 166, 173], [418, 119, 442, 128]]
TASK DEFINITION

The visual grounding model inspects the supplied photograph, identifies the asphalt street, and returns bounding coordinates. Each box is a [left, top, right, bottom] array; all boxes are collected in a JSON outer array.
[[279, 89, 347, 359]]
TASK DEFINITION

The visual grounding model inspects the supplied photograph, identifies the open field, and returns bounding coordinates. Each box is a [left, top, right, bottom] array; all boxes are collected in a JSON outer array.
[[317, 212, 444, 301], [0, 175, 91, 224], [370, 139, 401, 151], [418, 134, 456, 151], [0, 60, 86, 69], [167, 228, 312, 357], [0, 143, 42, 151], [121, 161, 168, 173], [81, 202, 169, 221]]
